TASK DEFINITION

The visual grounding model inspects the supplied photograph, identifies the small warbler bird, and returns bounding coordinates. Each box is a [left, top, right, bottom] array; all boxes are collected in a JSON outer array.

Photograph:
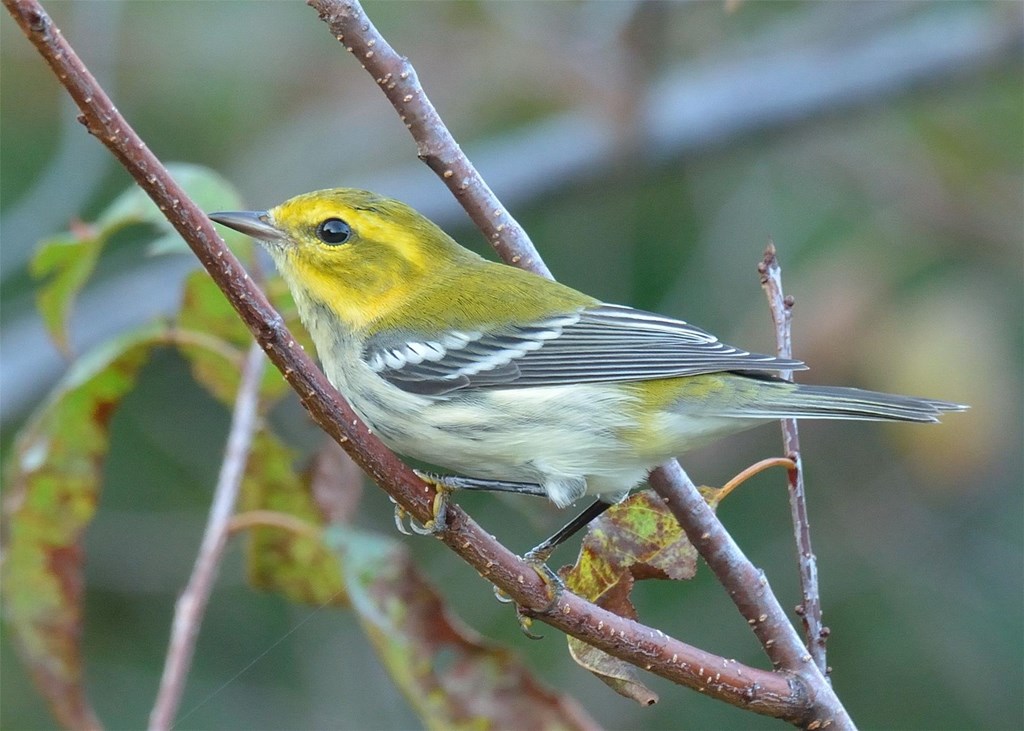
[[210, 189, 964, 542]]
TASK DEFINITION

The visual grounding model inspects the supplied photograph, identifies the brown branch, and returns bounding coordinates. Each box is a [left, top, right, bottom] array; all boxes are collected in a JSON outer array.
[[149, 342, 265, 731], [759, 241, 829, 675], [4, 0, 846, 725], [443, 504, 804, 717]]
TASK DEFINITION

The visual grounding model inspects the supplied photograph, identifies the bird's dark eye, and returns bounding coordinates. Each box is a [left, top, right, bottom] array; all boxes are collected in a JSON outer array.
[[316, 218, 352, 245]]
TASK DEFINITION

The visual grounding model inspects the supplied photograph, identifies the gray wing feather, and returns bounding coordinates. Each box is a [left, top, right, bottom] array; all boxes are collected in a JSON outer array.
[[363, 304, 805, 395]]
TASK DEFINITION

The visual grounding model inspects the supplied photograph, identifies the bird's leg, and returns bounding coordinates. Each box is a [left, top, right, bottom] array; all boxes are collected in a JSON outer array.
[[497, 499, 616, 633], [396, 472, 551, 536], [398, 474, 615, 634], [524, 498, 614, 564], [419, 473, 550, 498], [406, 472, 454, 536]]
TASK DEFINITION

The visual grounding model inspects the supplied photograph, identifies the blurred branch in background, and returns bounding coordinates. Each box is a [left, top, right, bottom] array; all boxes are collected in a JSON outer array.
[[2, 2, 1019, 422], [150, 342, 265, 731], [0, 1, 120, 278]]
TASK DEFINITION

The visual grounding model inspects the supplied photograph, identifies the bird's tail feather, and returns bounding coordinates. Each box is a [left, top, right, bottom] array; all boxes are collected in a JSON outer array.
[[727, 382, 967, 423]]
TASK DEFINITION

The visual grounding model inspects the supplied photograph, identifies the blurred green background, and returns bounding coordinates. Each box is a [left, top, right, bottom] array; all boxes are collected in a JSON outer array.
[[2, 1, 1021, 728]]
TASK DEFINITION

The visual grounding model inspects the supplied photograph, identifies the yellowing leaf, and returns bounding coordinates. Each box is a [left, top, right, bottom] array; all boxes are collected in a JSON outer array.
[[559, 490, 698, 704], [567, 638, 659, 707], [176, 271, 293, 405], [176, 268, 315, 407], [561, 490, 697, 602], [240, 433, 349, 607], [178, 269, 253, 349]]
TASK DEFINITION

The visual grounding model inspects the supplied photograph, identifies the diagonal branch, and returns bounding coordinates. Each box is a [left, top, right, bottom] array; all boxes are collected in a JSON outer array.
[[760, 241, 828, 675], [5, 0, 842, 725]]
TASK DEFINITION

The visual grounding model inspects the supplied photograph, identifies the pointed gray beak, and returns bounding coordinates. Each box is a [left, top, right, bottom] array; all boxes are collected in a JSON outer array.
[[208, 210, 285, 242]]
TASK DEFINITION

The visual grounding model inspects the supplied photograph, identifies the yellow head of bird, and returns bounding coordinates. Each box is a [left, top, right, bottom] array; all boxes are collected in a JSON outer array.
[[211, 188, 480, 329]]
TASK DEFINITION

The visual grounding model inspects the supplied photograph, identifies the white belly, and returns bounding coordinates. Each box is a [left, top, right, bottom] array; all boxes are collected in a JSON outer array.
[[330, 355, 653, 506]]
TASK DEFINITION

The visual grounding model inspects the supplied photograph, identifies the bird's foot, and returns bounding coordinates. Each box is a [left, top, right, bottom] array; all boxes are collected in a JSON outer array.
[[492, 548, 565, 639], [390, 472, 456, 536]]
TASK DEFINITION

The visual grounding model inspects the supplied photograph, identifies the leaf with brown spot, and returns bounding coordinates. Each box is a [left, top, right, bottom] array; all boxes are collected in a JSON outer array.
[[561, 489, 698, 605], [559, 489, 699, 704], [1, 323, 169, 730], [325, 528, 599, 731]]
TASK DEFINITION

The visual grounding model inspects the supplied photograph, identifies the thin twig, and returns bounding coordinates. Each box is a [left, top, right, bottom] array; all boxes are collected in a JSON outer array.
[[227, 510, 324, 542], [5, 0, 846, 724], [308, 1, 849, 726], [717, 456, 797, 504], [759, 241, 829, 676], [149, 342, 266, 731]]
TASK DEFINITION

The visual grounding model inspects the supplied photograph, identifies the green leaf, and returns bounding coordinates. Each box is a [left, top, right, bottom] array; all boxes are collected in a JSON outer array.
[[179, 269, 253, 348], [1, 323, 169, 730], [111, 164, 247, 257], [30, 164, 246, 355], [176, 271, 251, 405], [29, 231, 104, 356]]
